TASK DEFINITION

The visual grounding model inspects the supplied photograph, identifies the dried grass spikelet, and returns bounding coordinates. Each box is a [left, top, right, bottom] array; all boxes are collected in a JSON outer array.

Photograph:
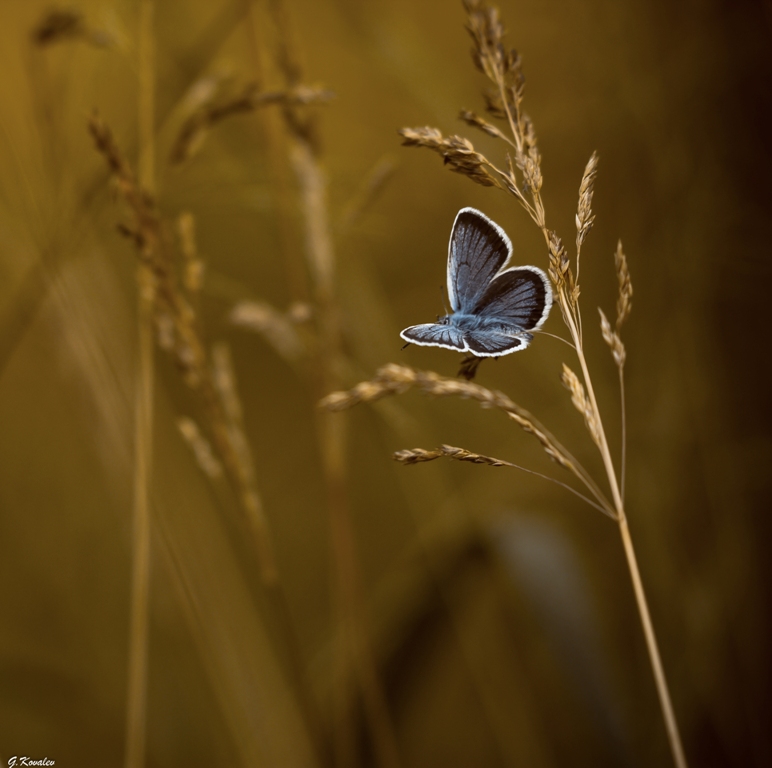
[[287, 301, 313, 324], [576, 152, 599, 252], [614, 240, 633, 330], [170, 83, 335, 165], [463, 0, 524, 113], [230, 300, 305, 363], [458, 109, 509, 142], [561, 364, 601, 447], [464, 0, 506, 75], [392, 447, 444, 465], [401, 2, 551, 228], [320, 364, 577, 472], [89, 114, 152, 219], [547, 230, 579, 314], [598, 239, 632, 370], [155, 311, 175, 352], [481, 88, 507, 120], [89, 114, 205, 387], [177, 416, 223, 479], [211, 343, 244, 426], [177, 212, 204, 296], [517, 114, 543, 195], [90, 113, 277, 581], [394, 445, 508, 466], [459, 0, 553, 230], [438, 445, 509, 466], [599, 308, 626, 369], [399, 127, 501, 188]]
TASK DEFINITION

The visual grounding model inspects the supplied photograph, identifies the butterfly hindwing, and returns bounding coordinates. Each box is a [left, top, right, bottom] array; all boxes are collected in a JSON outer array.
[[447, 208, 512, 313], [463, 329, 532, 357], [400, 323, 467, 352], [471, 266, 552, 331]]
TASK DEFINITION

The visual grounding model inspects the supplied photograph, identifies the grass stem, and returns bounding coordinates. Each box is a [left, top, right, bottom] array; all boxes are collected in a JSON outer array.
[[124, 2, 154, 767], [620, 367, 627, 502], [618, 516, 687, 768]]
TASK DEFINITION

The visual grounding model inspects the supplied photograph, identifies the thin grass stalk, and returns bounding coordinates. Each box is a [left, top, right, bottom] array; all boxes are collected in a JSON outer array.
[[209, 342, 328, 767], [573, 320, 686, 768], [125, 279, 153, 768], [570, 278, 687, 768], [266, 1, 401, 762], [240, 6, 338, 763], [619, 517, 687, 768], [243, 0, 310, 306], [394, 445, 610, 516], [619, 368, 627, 501], [125, 1, 154, 767], [291, 138, 401, 768]]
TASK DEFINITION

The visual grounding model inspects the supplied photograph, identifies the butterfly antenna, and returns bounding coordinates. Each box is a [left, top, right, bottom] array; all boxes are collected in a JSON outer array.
[[440, 284, 449, 316], [401, 341, 411, 351]]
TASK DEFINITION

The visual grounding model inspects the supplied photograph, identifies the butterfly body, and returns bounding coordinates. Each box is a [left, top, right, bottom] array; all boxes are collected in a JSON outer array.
[[400, 208, 552, 357]]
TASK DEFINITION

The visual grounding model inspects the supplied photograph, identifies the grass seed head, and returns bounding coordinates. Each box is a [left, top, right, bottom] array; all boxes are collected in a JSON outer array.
[[561, 364, 601, 447], [599, 308, 627, 369], [576, 152, 599, 251], [230, 301, 305, 363], [393, 448, 443, 465], [615, 240, 633, 330], [399, 127, 501, 188], [458, 109, 508, 141], [178, 417, 223, 479]]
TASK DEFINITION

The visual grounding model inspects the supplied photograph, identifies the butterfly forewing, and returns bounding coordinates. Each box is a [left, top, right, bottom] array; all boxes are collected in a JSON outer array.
[[448, 208, 512, 313], [400, 323, 466, 352], [471, 266, 552, 331]]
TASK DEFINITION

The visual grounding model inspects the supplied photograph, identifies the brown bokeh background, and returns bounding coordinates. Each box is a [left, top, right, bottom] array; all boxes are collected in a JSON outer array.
[[0, 1, 770, 766]]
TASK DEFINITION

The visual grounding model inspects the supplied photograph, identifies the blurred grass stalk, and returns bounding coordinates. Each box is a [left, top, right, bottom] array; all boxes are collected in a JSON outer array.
[[87, 5, 321, 765], [254, 2, 403, 765], [124, 1, 155, 766]]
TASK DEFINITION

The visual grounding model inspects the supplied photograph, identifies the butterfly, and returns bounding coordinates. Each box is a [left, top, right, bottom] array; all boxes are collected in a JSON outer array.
[[400, 207, 553, 357]]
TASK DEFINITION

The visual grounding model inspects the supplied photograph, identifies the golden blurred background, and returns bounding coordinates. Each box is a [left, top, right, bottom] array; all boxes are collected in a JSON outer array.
[[0, 0, 770, 766]]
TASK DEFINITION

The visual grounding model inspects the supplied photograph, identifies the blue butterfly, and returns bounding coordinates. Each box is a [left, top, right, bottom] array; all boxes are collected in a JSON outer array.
[[400, 207, 553, 357]]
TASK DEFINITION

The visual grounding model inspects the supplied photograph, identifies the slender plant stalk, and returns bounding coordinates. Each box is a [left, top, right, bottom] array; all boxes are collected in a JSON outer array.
[[619, 516, 687, 768], [619, 368, 627, 501], [575, 318, 687, 768], [125, 276, 153, 768], [291, 137, 402, 768], [262, 1, 402, 763], [243, 0, 310, 306], [125, 1, 154, 767]]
